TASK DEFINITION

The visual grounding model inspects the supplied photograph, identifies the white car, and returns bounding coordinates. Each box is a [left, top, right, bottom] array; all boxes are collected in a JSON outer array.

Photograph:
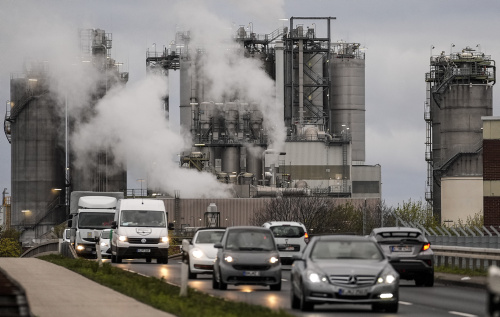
[[99, 229, 112, 259], [262, 221, 309, 264], [183, 228, 226, 279]]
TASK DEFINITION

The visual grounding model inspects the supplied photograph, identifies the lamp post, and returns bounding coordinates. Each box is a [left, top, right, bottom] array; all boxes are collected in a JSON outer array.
[[137, 179, 145, 197]]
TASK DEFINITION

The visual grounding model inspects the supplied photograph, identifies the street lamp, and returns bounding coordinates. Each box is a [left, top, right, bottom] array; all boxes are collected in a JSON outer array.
[[137, 179, 145, 197]]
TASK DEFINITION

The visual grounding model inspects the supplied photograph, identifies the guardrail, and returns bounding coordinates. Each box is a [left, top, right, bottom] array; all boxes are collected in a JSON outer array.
[[433, 245, 500, 271]]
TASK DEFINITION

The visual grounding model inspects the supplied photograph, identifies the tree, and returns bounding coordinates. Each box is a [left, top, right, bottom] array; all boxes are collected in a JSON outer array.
[[0, 226, 22, 257]]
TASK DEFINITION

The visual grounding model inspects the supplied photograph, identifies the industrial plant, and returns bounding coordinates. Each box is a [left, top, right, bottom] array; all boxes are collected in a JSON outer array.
[[147, 17, 380, 200], [4, 29, 128, 241], [425, 46, 496, 223], [4, 17, 385, 243]]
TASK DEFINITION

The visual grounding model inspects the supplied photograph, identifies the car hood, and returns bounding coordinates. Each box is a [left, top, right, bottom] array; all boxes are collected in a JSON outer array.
[[309, 259, 390, 276], [193, 244, 218, 259]]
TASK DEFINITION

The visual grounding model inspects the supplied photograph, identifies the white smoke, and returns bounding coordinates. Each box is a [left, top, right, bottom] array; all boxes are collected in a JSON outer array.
[[71, 74, 233, 198]]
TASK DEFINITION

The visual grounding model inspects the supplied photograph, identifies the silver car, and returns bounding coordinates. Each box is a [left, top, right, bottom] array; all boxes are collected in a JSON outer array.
[[290, 235, 399, 312], [212, 226, 282, 291], [370, 227, 434, 287]]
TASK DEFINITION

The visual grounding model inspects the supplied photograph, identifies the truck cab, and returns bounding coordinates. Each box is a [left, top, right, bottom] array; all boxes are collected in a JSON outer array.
[[70, 196, 118, 258]]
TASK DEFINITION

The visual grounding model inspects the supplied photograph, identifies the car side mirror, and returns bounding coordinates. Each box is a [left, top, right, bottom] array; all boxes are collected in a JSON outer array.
[[111, 221, 117, 229], [214, 243, 223, 249]]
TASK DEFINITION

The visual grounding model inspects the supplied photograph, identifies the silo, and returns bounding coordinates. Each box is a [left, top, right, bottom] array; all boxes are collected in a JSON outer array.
[[9, 74, 66, 233], [329, 43, 366, 162], [222, 147, 240, 174], [246, 145, 263, 183], [426, 47, 495, 220]]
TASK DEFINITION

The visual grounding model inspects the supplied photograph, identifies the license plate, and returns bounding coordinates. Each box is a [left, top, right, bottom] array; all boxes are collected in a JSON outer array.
[[391, 245, 412, 252], [339, 288, 368, 296], [243, 271, 260, 276], [137, 249, 151, 253], [285, 246, 295, 251]]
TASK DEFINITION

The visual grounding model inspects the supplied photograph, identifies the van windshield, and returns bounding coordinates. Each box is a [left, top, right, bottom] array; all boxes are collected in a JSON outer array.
[[120, 210, 166, 227], [78, 212, 114, 229]]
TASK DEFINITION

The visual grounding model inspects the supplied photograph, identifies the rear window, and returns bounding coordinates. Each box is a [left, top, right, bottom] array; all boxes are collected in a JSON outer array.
[[270, 225, 305, 238], [195, 231, 225, 244]]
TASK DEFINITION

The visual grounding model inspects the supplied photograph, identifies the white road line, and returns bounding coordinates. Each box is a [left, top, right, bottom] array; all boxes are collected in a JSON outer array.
[[399, 301, 413, 305], [449, 311, 478, 317]]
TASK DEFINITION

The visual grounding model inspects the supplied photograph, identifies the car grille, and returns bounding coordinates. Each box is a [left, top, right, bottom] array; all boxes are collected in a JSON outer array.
[[127, 238, 160, 244], [82, 238, 96, 242], [232, 265, 271, 271], [329, 274, 376, 286]]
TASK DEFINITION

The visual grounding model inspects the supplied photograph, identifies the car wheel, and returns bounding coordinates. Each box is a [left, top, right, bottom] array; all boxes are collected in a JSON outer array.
[[188, 266, 197, 279], [270, 280, 281, 291], [219, 270, 228, 290], [212, 271, 219, 289], [424, 273, 434, 287], [146, 257, 152, 263], [299, 281, 313, 311], [290, 280, 300, 309], [415, 277, 425, 286], [116, 256, 122, 264]]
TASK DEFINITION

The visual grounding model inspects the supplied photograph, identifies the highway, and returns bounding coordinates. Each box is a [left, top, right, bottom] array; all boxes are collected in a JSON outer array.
[[112, 258, 488, 317]]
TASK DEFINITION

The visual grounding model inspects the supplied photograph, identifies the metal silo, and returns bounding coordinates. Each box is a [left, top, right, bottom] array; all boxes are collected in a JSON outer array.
[[425, 46, 495, 220], [7, 66, 66, 237], [329, 42, 366, 162]]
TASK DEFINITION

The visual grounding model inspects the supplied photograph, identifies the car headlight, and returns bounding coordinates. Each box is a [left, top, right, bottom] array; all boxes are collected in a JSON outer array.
[[269, 256, 279, 264], [76, 245, 85, 251], [224, 255, 234, 263], [100, 242, 109, 247], [307, 270, 328, 283], [160, 236, 169, 243], [192, 249, 204, 259], [377, 268, 398, 284], [118, 235, 127, 242]]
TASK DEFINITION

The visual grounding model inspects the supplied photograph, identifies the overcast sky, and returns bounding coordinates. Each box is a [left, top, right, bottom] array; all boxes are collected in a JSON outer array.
[[1, 0, 499, 207]]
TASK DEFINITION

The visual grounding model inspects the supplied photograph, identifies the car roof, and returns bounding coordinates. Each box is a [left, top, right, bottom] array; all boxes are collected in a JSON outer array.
[[227, 226, 271, 232], [263, 221, 306, 227], [194, 227, 226, 233], [312, 234, 376, 242]]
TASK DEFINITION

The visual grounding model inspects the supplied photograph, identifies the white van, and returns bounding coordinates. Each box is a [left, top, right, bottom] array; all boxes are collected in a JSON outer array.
[[110, 199, 169, 264], [262, 221, 309, 264]]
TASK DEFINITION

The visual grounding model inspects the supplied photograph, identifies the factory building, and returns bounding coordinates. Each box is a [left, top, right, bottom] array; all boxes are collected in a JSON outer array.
[[425, 46, 495, 223], [3, 29, 128, 242], [146, 17, 381, 207]]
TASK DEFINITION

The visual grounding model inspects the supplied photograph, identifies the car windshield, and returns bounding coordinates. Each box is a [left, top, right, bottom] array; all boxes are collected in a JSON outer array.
[[225, 230, 275, 251], [78, 212, 114, 229], [195, 231, 225, 244], [270, 225, 305, 238], [310, 240, 383, 260], [120, 210, 166, 227]]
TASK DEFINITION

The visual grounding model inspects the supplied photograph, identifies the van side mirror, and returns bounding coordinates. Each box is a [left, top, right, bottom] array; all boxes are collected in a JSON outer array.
[[168, 222, 174, 230], [111, 221, 117, 229]]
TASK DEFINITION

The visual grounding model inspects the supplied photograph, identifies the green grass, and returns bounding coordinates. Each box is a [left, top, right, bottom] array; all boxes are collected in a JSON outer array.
[[434, 265, 487, 277], [39, 254, 294, 317]]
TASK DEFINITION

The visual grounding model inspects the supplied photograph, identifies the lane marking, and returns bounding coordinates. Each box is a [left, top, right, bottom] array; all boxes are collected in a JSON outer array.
[[449, 312, 477, 317], [399, 301, 413, 305]]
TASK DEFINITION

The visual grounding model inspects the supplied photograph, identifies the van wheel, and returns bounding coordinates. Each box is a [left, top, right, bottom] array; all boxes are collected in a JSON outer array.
[[111, 254, 116, 263], [116, 256, 122, 264]]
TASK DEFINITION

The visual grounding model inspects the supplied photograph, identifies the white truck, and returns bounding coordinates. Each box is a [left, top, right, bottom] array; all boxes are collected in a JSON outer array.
[[68, 191, 124, 258]]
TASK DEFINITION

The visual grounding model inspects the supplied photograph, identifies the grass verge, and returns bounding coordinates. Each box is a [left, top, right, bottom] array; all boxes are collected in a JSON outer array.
[[434, 265, 487, 277], [39, 254, 293, 317]]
